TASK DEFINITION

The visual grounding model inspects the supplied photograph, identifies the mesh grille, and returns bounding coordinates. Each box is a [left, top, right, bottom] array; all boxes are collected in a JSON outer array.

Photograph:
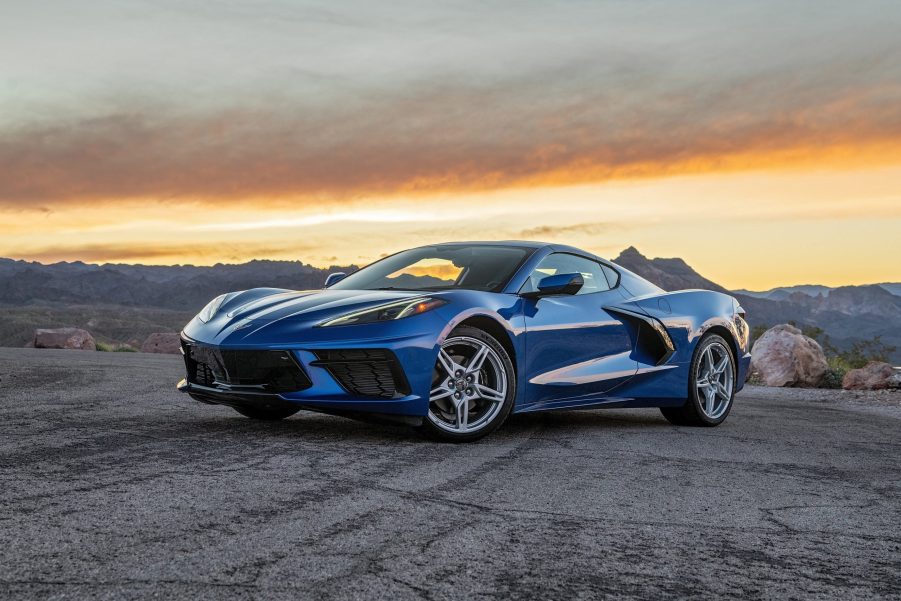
[[194, 362, 216, 387], [182, 340, 312, 393], [312, 349, 410, 399]]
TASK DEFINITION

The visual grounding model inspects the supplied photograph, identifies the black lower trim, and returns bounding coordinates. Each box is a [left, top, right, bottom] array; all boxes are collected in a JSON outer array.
[[177, 379, 299, 410]]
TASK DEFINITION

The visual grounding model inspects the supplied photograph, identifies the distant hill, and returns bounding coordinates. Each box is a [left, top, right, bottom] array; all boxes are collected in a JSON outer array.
[[0, 258, 355, 348], [736, 283, 901, 300], [1, 252, 899, 362], [735, 285, 833, 300], [613, 247, 728, 293], [0, 258, 355, 312]]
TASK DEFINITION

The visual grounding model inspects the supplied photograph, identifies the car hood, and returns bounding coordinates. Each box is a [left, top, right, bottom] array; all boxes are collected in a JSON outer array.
[[206, 287, 434, 328], [182, 286, 508, 347], [182, 287, 452, 345]]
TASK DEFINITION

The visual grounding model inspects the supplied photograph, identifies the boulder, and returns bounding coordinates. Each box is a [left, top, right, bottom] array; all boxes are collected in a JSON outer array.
[[750, 324, 828, 387], [891, 372, 901, 389], [34, 327, 96, 351], [141, 332, 182, 354], [842, 362, 901, 390]]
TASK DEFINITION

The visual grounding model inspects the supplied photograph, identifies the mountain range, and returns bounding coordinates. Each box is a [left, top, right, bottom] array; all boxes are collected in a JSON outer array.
[[736, 284, 901, 300], [1, 250, 899, 362], [0, 258, 356, 349]]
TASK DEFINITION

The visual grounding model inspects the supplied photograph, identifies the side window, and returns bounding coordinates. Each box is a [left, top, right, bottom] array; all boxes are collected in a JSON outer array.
[[521, 253, 611, 295], [601, 264, 620, 288]]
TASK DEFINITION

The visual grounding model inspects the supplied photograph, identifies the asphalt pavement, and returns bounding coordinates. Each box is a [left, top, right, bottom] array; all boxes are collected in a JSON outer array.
[[0, 348, 899, 600]]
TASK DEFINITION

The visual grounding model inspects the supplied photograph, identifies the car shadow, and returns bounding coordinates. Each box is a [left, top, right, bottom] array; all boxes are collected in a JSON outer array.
[[504, 408, 673, 433], [179, 405, 673, 444]]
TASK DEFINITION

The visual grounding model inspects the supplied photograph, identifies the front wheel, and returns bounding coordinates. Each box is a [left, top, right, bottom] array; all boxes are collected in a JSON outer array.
[[661, 334, 735, 427], [232, 403, 301, 421], [419, 326, 516, 442]]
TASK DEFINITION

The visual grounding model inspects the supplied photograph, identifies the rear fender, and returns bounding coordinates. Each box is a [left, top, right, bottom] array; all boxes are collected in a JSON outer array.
[[623, 290, 748, 366]]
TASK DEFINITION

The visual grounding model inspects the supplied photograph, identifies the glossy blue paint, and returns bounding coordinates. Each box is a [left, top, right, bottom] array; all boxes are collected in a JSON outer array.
[[520, 289, 637, 405], [179, 241, 752, 420]]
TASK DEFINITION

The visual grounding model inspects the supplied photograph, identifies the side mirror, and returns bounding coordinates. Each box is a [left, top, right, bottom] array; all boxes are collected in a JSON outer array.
[[324, 272, 346, 288], [522, 272, 584, 298]]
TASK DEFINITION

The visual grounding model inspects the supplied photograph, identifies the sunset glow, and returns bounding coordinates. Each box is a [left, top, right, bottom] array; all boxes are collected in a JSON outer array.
[[1, 1, 900, 290]]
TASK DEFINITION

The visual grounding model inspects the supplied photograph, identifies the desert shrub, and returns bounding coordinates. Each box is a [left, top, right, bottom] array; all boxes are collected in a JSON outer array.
[[815, 340, 897, 388], [819, 370, 845, 389], [800, 325, 824, 340], [750, 324, 769, 347], [837, 337, 895, 369], [96, 341, 137, 352], [819, 356, 849, 389]]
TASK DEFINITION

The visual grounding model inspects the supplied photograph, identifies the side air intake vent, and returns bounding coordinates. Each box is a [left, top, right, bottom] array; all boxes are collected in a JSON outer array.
[[605, 306, 676, 366], [312, 349, 411, 399]]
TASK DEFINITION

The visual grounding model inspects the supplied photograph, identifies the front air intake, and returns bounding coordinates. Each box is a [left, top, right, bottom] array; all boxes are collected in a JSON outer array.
[[311, 349, 411, 399], [182, 340, 312, 393]]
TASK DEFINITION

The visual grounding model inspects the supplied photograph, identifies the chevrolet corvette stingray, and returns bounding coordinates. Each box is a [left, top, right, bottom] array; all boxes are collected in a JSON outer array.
[[177, 241, 751, 441]]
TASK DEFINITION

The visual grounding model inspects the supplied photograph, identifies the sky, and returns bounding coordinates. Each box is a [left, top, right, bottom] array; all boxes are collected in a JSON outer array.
[[1, 0, 899, 290]]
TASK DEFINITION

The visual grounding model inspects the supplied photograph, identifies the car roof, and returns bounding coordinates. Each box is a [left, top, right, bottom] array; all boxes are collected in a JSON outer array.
[[432, 240, 608, 261], [433, 240, 548, 248]]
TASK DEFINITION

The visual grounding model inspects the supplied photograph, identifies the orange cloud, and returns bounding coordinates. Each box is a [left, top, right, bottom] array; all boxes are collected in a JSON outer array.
[[7, 242, 317, 265], [2, 70, 900, 208], [519, 222, 620, 239]]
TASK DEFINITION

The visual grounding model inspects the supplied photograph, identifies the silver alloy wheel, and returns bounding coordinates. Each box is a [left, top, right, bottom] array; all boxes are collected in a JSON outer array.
[[696, 341, 734, 419], [427, 336, 507, 434]]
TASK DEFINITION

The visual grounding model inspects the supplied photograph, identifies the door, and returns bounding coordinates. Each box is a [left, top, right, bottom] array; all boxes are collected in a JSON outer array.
[[521, 253, 638, 407]]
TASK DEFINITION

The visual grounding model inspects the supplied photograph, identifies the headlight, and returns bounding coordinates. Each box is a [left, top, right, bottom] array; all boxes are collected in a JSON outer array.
[[319, 297, 447, 327], [197, 294, 228, 323]]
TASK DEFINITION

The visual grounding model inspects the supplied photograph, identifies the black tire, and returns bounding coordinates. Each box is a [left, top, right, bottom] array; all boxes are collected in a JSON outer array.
[[232, 404, 301, 421], [660, 334, 736, 427], [419, 325, 516, 443]]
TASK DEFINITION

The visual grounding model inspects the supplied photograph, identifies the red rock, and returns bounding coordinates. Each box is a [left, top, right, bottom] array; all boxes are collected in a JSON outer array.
[[33, 327, 96, 351], [140, 332, 181, 354], [842, 362, 901, 390], [750, 324, 828, 387]]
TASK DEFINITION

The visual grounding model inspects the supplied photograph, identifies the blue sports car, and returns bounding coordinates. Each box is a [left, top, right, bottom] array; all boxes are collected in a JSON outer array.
[[177, 241, 751, 441]]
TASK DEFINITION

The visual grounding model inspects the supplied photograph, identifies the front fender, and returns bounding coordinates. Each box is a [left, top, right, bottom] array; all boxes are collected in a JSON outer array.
[[432, 292, 526, 405]]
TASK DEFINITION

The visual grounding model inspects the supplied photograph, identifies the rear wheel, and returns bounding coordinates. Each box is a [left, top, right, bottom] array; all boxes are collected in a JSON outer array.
[[661, 334, 735, 427], [419, 326, 516, 442], [232, 404, 301, 421]]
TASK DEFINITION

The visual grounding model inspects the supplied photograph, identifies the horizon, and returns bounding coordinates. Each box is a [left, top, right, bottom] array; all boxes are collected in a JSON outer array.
[[2, 1, 900, 289], [3, 248, 899, 294]]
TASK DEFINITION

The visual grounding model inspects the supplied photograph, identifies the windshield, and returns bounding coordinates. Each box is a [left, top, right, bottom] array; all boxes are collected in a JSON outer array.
[[329, 245, 534, 292]]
